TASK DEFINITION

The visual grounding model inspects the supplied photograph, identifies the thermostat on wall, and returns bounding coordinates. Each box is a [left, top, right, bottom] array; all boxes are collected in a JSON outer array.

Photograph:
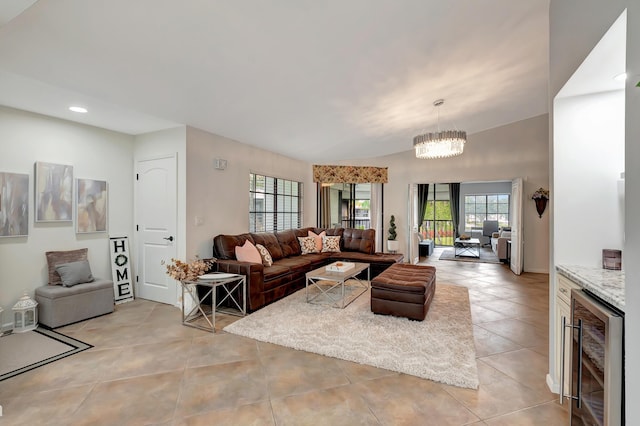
[[214, 158, 227, 170]]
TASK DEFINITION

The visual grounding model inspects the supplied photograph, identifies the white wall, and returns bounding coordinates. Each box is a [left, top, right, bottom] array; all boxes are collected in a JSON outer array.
[[133, 126, 187, 263], [185, 126, 315, 259], [0, 106, 134, 323], [549, 1, 639, 421], [554, 91, 625, 266], [338, 114, 550, 273]]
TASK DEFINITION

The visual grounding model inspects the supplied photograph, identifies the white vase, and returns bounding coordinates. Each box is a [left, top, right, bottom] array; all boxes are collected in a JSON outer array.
[[387, 240, 399, 253]]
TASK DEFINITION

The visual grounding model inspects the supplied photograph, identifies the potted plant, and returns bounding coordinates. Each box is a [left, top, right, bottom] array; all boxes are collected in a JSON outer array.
[[387, 215, 399, 252]]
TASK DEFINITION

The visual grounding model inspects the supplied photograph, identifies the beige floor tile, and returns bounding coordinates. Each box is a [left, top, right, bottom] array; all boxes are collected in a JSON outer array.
[[271, 385, 380, 426], [101, 338, 192, 381], [64, 323, 162, 349], [480, 348, 552, 395], [176, 401, 275, 426], [334, 358, 398, 383], [529, 342, 549, 357], [516, 311, 551, 334], [475, 286, 525, 299], [63, 370, 183, 425], [484, 401, 569, 425], [471, 304, 513, 324], [188, 333, 259, 367], [175, 360, 269, 418], [473, 325, 521, 357], [442, 361, 555, 419], [261, 350, 351, 399], [353, 374, 480, 425], [0, 384, 93, 424], [468, 290, 503, 304], [475, 299, 547, 319], [255, 340, 294, 357], [475, 319, 547, 349]]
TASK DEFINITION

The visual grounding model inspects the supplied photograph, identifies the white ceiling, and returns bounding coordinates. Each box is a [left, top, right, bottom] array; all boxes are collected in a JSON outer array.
[[0, 0, 551, 162]]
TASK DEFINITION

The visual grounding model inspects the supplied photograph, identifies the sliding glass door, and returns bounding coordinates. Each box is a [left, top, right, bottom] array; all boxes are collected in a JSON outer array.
[[422, 183, 453, 246]]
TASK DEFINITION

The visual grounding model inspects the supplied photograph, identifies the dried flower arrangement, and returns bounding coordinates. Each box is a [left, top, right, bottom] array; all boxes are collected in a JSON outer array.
[[162, 256, 215, 281], [532, 187, 549, 200]]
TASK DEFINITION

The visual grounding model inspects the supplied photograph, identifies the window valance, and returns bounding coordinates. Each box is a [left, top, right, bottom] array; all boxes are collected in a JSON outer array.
[[312, 165, 388, 184]]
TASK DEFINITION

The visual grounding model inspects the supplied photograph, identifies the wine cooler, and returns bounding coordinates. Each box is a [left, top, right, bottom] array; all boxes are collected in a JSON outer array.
[[560, 289, 623, 425]]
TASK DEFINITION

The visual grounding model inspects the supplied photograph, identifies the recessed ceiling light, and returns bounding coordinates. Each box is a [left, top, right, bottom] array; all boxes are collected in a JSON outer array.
[[69, 106, 88, 113], [613, 72, 627, 81]]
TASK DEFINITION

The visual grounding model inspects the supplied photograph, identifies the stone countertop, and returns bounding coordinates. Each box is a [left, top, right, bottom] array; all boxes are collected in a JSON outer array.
[[556, 265, 625, 312]]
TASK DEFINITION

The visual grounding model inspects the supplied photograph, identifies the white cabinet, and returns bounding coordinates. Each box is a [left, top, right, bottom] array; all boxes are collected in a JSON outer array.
[[555, 274, 579, 396]]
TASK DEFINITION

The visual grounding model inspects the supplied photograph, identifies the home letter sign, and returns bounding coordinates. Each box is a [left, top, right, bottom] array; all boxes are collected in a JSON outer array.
[[109, 236, 134, 304]]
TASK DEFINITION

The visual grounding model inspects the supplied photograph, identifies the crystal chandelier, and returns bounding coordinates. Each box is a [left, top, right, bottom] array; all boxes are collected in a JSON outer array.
[[413, 99, 466, 159]]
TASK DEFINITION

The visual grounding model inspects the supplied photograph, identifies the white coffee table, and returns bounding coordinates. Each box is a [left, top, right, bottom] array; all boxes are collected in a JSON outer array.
[[305, 262, 370, 308], [454, 237, 481, 258]]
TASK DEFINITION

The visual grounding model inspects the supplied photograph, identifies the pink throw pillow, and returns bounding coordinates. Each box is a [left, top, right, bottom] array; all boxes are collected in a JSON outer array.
[[235, 240, 262, 264], [308, 230, 326, 252]]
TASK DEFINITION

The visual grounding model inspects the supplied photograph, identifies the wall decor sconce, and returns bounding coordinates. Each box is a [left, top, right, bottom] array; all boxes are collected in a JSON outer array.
[[532, 187, 549, 218]]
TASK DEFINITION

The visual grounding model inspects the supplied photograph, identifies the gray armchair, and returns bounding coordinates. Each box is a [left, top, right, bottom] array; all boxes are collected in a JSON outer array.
[[482, 220, 499, 246]]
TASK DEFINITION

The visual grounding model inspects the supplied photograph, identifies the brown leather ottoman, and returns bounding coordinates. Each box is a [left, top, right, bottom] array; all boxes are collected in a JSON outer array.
[[370, 263, 436, 321]]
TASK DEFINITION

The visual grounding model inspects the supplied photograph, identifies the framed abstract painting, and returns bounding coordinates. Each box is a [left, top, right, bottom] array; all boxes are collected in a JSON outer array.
[[0, 172, 29, 237], [35, 162, 73, 222], [76, 178, 108, 233]]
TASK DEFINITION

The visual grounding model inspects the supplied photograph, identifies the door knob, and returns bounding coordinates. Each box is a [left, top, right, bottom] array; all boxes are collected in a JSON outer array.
[[163, 236, 174, 242]]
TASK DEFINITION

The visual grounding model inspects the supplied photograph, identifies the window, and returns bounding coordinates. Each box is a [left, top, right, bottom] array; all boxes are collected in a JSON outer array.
[[464, 194, 510, 229], [249, 173, 303, 232]]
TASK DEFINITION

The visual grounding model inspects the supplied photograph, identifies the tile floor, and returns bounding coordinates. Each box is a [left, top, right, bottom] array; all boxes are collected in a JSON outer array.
[[0, 248, 569, 425]]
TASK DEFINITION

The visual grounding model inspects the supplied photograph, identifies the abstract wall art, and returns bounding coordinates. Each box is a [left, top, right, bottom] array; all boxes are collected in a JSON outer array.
[[0, 172, 29, 237], [35, 162, 73, 222], [76, 178, 108, 233]]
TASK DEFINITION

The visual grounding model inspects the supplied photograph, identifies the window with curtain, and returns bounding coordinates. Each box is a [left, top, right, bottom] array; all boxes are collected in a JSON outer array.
[[464, 194, 510, 229], [249, 173, 303, 232]]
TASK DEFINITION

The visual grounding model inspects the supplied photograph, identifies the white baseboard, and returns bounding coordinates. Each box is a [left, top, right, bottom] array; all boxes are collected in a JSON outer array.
[[1, 322, 14, 334], [524, 267, 550, 274], [546, 373, 560, 394]]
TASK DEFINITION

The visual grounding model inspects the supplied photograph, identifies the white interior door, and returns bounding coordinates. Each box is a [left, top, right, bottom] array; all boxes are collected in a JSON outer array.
[[136, 155, 177, 304], [510, 177, 524, 275]]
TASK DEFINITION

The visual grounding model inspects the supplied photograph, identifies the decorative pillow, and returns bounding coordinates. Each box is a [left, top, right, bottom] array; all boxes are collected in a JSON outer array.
[[55, 260, 95, 287], [321, 235, 341, 253], [45, 248, 89, 285], [298, 236, 319, 255], [308, 230, 326, 252], [255, 243, 273, 267], [235, 240, 262, 264]]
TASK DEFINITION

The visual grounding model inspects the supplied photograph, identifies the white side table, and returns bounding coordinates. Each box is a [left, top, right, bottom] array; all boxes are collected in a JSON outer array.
[[180, 273, 246, 333]]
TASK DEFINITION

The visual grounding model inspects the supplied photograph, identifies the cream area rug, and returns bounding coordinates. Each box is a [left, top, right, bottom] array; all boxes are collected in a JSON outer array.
[[0, 328, 92, 381], [224, 283, 479, 389]]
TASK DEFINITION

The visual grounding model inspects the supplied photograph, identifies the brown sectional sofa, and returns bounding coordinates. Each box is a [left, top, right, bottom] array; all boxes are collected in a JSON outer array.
[[213, 227, 404, 312]]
